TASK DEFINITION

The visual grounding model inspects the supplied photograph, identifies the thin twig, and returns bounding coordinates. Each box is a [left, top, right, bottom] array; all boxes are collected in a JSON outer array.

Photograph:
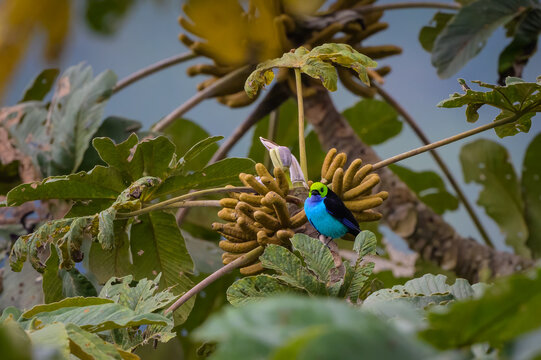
[[373, 113, 523, 170], [164, 246, 264, 314], [209, 82, 290, 163], [116, 200, 221, 218], [153, 65, 252, 132], [372, 82, 493, 247], [295, 69, 309, 179], [113, 51, 197, 94], [117, 186, 254, 218], [356, 1, 461, 14]]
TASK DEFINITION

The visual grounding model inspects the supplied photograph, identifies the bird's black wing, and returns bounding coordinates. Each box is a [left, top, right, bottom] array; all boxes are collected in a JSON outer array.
[[324, 189, 360, 236]]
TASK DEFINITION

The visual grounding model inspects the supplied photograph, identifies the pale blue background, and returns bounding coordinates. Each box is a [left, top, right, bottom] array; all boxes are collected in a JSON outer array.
[[4, 0, 541, 251]]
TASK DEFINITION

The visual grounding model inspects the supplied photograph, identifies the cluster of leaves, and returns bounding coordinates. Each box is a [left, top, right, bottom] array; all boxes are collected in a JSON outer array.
[[4, 132, 254, 323], [1, 274, 175, 360], [227, 231, 376, 306], [420, 0, 541, 82], [195, 265, 541, 359]]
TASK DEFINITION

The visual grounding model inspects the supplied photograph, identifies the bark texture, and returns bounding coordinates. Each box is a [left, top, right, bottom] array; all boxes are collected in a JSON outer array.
[[304, 88, 532, 282]]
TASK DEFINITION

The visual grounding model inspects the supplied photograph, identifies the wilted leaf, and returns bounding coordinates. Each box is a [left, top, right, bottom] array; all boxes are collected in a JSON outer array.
[[389, 164, 459, 214], [438, 77, 540, 137], [419, 12, 454, 52], [522, 133, 541, 258], [343, 98, 402, 145], [226, 275, 302, 306], [8, 63, 117, 176], [245, 43, 377, 98], [432, 0, 532, 77], [130, 211, 195, 324], [420, 267, 541, 348], [460, 139, 530, 257]]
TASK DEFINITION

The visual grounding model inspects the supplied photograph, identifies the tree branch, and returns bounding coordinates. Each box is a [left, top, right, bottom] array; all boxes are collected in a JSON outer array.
[[356, 1, 461, 13], [113, 51, 197, 94], [372, 82, 493, 247], [153, 65, 253, 132], [304, 88, 532, 282]]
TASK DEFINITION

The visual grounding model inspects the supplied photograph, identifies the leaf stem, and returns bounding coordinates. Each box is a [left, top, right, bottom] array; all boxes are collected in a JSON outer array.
[[116, 186, 253, 218], [116, 200, 221, 217], [294, 69, 309, 180], [164, 246, 265, 315], [373, 113, 522, 170], [153, 66, 252, 132], [356, 1, 461, 13], [113, 51, 197, 94], [372, 82, 494, 248]]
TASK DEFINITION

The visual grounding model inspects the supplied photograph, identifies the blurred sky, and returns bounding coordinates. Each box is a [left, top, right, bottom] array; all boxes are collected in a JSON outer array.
[[3, 0, 541, 251]]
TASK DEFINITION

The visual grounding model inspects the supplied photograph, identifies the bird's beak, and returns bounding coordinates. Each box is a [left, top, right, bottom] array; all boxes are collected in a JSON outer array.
[[311, 190, 319, 196]]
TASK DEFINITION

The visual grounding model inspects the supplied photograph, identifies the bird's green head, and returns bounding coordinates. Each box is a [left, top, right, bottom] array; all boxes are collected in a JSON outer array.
[[309, 182, 328, 198]]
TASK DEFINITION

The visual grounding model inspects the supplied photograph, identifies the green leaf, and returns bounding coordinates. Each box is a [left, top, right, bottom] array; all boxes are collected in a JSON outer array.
[[460, 139, 530, 257], [342, 99, 402, 145], [161, 118, 220, 171], [193, 296, 435, 360], [340, 231, 377, 301], [226, 275, 302, 306], [431, 0, 532, 77], [23, 297, 113, 318], [20, 68, 59, 102], [522, 133, 541, 258], [498, 7, 541, 82], [60, 268, 98, 298], [65, 323, 122, 360], [85, 0, 136, 35], [129, 136, 177, 180], [290, 234, 334, 283], [0, 317, 32, 360], [259, 244, 326, 295], [245, 44, 377, 97], [79, 116, 142, 172], [438, 78, 540, 137], [28, 322, 70, 359], [6, 166, 126, 206], [364, 274, 473, 310], [130, 211, 195, 324], [419, 12, 454, 52], [389, 164, 459, 214], [151, 158, 255, 198], [420, 267, 541, 348]]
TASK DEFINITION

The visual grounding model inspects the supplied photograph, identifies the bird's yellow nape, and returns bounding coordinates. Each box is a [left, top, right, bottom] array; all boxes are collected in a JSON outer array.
[[309, 182, 328, 197]]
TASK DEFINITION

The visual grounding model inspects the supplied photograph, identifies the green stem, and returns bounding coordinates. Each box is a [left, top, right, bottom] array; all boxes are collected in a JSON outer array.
[[117, 200, 221, 218], [373, 112, 523, 170], [116, 186, 253, 218], [165, 246, 265, 315], [294, 68, 309, 180]]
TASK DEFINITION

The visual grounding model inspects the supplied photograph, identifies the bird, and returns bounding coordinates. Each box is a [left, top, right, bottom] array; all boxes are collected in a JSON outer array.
[[304, 182, 360, 245]]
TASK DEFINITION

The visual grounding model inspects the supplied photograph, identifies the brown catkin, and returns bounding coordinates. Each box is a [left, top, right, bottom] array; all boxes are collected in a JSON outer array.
[[219, 198, 238, 209], [219, 240, 259, 253], [254, 211, 282, 231], [261, 176, 284, 197], [239, 173, 269, 195], [352, 164, 373, 187], [290, 210, 308, 228], [274, 167, 290, 195], [353, 210, 383, 222], [343, 159, 363, 190], [321, 148, 337, 180], [344, 197, 383, 211], [217, 208, 237, 222], [324, 153, 347, 181], [239, 193, 264, 207], [331, 168, 344, 197], [240, 262, 264, 275]]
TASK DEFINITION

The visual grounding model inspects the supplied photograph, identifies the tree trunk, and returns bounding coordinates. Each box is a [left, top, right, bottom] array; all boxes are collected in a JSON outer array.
[[304, 88, 532, 282]]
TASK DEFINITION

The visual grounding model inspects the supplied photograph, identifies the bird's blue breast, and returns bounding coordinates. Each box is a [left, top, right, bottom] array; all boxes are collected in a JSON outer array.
[[304, 195, 348, 239]]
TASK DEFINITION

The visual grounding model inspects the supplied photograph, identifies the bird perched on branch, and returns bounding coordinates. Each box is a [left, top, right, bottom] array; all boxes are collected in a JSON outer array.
[[304, 182, 360, 245]]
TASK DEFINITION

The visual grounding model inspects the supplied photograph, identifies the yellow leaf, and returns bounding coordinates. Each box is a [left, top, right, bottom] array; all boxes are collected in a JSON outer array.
[[0, 0, 70, 101]]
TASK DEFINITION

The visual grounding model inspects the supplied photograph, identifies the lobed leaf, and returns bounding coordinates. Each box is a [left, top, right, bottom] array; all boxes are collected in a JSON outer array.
[[290, 234, 335, 284], [460, 139, 530, 257], [226, 275, 302, 306]]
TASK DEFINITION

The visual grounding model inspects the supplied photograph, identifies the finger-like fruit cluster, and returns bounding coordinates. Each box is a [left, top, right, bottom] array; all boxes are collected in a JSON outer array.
[[178, 0, 401, 107], [320, 148, 388, 225], [212, 163, 306, 275], [213, 149, 388, 275]]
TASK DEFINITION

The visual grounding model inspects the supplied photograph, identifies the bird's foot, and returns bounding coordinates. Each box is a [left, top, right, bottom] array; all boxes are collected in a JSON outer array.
[[318, 235, 333, 249]]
